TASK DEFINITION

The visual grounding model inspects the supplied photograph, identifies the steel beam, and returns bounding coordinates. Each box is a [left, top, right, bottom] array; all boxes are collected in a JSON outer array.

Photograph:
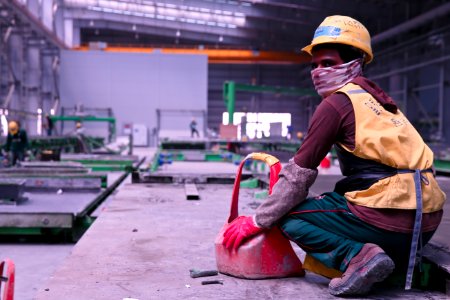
[[223, 80, 316, 123], [372, 2, 450, 44], [75, 19, 251, 46], [370, 55, 450, 80], [66, 8, 258, 40], [0, 0, 67, 49]]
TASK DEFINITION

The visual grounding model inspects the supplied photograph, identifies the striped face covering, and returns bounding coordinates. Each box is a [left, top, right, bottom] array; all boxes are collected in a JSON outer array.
[[311, 59, 363, 97]]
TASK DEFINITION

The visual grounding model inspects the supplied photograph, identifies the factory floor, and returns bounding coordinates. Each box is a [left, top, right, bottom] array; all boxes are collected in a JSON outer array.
[[30, 157, 449, 300], [0, 174, 134, 300]]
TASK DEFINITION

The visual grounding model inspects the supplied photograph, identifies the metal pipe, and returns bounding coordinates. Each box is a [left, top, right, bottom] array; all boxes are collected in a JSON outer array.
[[386, 90, 404, 96], [370, 54, 450, 80], [3, 84, 15, 108], [403, 76, 408, 115], [438, 65, 444, 140], [411, 83, 441, 92], [372, 2, 450, 45]]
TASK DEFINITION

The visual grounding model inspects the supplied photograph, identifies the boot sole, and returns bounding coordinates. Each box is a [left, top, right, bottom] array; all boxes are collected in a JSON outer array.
[[329, 253, 395, 296]]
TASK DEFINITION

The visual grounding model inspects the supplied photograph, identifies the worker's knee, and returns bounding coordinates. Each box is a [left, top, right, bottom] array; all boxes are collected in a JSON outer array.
[[278, 216, 308, 242]]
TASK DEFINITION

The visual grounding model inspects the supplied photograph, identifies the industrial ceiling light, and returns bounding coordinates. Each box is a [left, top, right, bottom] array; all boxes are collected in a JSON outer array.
[[219, 35, 223, 42], [65, 0, 246, 28], [176, 30, 180, 37]]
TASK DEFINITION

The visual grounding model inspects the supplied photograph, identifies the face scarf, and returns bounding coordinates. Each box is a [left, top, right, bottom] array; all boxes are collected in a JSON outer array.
[[311, 58, 363, 97]]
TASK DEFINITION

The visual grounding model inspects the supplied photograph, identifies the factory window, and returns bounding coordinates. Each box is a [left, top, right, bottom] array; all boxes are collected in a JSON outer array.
[[222, 112, 291, 139]]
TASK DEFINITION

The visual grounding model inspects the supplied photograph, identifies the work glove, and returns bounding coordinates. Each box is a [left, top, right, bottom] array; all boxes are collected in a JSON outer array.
[[223, 216, 263, 251]]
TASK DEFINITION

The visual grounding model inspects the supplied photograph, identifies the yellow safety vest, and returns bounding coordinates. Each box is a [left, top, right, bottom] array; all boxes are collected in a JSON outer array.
[[335, 83, 446, 212]]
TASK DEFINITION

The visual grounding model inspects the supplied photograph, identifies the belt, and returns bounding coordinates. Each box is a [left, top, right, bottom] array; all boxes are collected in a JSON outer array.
[[398, 168, 432, 290]]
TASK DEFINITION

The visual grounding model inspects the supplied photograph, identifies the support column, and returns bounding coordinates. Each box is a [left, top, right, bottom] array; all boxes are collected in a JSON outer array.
[[41, 0, 54, 30], [64, 19, 74, 47], [41, 54, 54, 114], [72, 23, 81, 47], [8, 33, 24, 124], [53, 0, 66, 42], [389, 74, 403, 109], [437, 65, 444, 141], [26, 45, 41, 135], [441, 62, 450, 143]]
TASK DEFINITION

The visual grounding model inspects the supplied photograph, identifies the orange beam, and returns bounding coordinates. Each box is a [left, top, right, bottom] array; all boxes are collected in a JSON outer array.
[[73, 46, 310, 64]]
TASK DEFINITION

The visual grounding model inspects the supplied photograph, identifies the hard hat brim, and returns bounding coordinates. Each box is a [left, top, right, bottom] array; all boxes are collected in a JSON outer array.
[[301, 41, 373, 64], [301, 44, 313, 56]]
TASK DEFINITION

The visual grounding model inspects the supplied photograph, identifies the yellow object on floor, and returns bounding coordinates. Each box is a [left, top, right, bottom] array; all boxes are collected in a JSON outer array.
[[303, 254, 342, 279]]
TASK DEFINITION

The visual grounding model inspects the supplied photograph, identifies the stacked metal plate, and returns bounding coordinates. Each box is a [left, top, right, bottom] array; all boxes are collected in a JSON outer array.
[[0, 179, 27, 205]]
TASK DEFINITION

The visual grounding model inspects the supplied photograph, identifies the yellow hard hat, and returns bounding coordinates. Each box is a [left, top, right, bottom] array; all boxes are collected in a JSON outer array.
[[8, 121, 18, 135], [302, 15, 373, 64]]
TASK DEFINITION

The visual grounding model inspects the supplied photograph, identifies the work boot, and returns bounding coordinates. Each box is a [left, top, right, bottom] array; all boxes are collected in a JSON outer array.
[[328, 243, 395, 297]]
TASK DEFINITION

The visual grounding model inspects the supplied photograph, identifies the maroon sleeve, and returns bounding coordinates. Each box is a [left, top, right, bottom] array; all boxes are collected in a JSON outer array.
[[294, 93, 355, 169]]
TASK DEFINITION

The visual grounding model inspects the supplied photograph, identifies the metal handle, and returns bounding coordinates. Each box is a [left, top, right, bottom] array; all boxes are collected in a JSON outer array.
[[228, 152, 281, 223]]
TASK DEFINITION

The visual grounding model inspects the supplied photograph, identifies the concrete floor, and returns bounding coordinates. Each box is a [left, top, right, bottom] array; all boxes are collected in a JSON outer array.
[[34, 160, 448, 299], [0, 244, 73, 300], [0, 149, 154, 300], [0, 174, 132, 300], [2, 152, 448, 299], [429, 176, 450, 249]]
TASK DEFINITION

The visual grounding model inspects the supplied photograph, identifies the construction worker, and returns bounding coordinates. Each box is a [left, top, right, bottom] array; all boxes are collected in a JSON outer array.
[[44, 114, 54, 136], [4, 120, 29, 166], [75, 121, 85, 135], [223, 15, 446, 296], [190, 118, 199, 138]]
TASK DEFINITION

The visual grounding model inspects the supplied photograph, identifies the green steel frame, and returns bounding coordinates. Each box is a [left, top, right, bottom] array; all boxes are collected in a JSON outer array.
[[223, 81, 317, 124], [50, 115, 116, 143]]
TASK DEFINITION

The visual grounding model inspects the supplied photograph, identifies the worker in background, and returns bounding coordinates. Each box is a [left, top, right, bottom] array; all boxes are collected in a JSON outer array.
[[44, 114, 54, 136], [4, 120, 29, 166], [75, 121, 85, 135], [223, 15, 445, 296], [190, 118, 199, 138], [286, 125, 293, 140]]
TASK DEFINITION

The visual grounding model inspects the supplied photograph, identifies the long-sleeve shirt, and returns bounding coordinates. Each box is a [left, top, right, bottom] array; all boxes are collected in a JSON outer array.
[[5, 129, 28, 153], [294, 77, 442, 233]]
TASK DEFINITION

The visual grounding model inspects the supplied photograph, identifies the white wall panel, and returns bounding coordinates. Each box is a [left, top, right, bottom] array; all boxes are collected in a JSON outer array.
[[60, 50, 207, 141]]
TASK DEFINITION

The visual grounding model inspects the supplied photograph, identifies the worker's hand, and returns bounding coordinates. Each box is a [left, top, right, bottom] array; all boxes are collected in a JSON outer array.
[[223, 216, 263, 251]]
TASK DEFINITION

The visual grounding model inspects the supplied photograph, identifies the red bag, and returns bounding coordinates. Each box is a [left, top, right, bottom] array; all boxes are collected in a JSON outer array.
[[215, 152, 305, 279]]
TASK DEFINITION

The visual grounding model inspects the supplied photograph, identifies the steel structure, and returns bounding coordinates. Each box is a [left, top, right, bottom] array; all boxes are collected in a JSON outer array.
[[223, 80, 316, 123], [0, 0, 449, 145], [0, 0, 67, 135]]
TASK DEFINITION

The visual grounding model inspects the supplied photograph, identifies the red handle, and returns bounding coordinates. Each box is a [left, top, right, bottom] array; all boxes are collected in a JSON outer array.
[[228, 153, 281, 223], [0, 258, 15, 300]]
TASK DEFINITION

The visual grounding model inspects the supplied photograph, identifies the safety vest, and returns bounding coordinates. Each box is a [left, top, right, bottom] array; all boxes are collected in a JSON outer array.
[[335, 82, 446, 213]]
